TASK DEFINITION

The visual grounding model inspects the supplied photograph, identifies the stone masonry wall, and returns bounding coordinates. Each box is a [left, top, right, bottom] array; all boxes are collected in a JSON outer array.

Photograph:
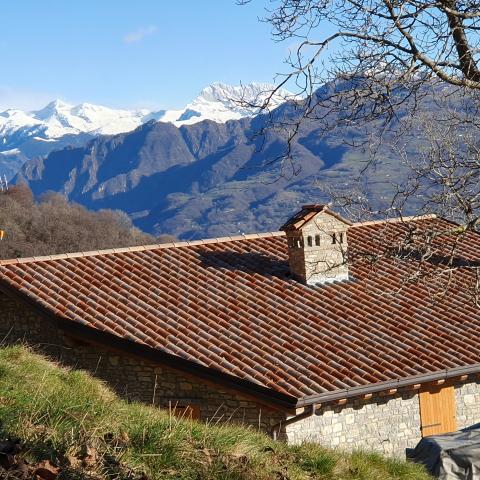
[[0, 292, 285, 432], [285, 391, 422, 457], [455, 380, 480, 430], [286, 382, 480, 457]]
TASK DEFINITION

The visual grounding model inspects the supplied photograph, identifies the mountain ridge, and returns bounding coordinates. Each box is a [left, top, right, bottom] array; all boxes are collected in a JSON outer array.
[[0, 82, 291, 179], [16, 79, 442, 240], [16, 102, 399, 239]]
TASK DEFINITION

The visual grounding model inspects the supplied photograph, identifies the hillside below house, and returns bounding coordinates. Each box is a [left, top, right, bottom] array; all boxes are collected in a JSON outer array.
[[0, 206, 479, 459], [0, 345, 431, 480]]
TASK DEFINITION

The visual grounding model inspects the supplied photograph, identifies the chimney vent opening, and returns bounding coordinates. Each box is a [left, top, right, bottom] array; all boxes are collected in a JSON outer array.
[[331, 232, 345, 245]]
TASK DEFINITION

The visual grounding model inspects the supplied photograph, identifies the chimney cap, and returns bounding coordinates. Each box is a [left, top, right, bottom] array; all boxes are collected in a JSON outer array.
[[281, 205, 352, 231], [302, 204, 327, 211]]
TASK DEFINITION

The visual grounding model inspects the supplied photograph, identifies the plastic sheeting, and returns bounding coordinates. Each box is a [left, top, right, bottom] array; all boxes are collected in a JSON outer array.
[[408, 425, 480, 479]]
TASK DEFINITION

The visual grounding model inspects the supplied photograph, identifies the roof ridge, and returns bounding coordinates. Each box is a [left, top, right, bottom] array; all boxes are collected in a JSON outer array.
[[353, 214, 437, 227], [0, 214, 437, 266], [0, 231, 287, 266]]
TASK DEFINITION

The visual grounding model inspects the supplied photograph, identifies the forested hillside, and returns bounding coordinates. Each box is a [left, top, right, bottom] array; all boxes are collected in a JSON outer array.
[[0, 184, 171, 259]]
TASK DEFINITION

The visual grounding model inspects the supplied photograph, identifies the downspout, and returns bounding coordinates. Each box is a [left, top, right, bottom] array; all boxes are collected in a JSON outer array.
[[271, 404, 317, 441]]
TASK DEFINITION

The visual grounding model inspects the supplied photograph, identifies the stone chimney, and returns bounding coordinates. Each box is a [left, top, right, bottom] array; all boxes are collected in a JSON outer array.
[[281, 205, 352, 285]]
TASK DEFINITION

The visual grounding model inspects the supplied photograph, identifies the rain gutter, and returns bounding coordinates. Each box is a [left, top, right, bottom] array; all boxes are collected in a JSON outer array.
[[271, 363, 480, 440], [297, 363, 480, 408]]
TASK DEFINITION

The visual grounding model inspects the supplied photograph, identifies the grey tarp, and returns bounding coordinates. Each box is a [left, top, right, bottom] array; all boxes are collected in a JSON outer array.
[[408, 425, 480, 479]]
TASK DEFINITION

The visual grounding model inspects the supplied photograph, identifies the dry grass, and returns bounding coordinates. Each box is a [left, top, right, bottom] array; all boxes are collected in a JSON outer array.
[[0, 345, 432, 479]]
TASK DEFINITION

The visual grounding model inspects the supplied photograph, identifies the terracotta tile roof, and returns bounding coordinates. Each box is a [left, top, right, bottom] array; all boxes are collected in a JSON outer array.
[[0, 216, 480, 404]]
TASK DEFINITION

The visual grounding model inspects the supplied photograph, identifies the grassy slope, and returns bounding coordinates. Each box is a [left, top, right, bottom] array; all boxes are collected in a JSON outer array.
[[0, 346, 431, 480]]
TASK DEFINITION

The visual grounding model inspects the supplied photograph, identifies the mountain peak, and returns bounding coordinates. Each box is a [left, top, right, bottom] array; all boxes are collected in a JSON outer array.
[[170, 81, 292, 126], [0, 81, 293, 178], [196, 81, 290, 104], [40, 98, 72, 111], [33, 99, 72, 120]]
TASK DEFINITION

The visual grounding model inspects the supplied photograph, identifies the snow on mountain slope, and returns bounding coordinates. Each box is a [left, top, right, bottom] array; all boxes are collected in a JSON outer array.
[[0, 82, 290, 141], [171, 82, 292, 126], [0, 100, 155, 140], [0, 82, 292, 179]]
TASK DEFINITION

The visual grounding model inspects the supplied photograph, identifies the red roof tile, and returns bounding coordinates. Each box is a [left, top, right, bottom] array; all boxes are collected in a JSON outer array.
[[1, 217, 480, 403]]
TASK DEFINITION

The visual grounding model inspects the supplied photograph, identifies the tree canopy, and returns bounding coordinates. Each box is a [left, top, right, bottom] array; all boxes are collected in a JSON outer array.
[[0, 184, 162, 260]]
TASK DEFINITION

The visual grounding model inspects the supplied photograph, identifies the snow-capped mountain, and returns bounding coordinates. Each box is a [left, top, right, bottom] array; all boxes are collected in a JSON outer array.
[[162, 82, 292, 125], [0, 101, 158, 180], [0, 82, 291, 180], [15, 100, 155, 138]]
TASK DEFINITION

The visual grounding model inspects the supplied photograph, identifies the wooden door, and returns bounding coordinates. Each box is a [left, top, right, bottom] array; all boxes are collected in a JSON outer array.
[[419, 385, 457, 437], [172, 404, 200, 420]]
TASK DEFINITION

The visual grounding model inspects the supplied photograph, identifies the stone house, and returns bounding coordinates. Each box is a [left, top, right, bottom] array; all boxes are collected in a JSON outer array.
[[0, 204, 480, 457]]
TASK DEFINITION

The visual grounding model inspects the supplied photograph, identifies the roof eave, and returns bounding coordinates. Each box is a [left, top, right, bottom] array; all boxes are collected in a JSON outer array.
[[297, 363, 480, 407], [0, 280, 298, 412]]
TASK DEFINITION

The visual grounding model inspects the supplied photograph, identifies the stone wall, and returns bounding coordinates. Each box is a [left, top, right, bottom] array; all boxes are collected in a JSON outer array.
[[286, 382, 480, 457], [455, 380, 480, 430], [285, 391, 422, 457], [0, 291, 285, 432]]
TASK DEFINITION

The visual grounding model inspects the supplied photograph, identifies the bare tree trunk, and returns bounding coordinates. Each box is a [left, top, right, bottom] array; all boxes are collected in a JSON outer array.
[[442, 0, 480, 81]]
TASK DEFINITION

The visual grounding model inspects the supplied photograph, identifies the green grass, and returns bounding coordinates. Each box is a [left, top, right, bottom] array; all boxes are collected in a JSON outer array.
[[0, 345, 431, 479]]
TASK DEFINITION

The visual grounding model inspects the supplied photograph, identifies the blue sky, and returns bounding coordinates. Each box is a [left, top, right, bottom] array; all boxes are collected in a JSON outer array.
[[0, 1, 292, 110]]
